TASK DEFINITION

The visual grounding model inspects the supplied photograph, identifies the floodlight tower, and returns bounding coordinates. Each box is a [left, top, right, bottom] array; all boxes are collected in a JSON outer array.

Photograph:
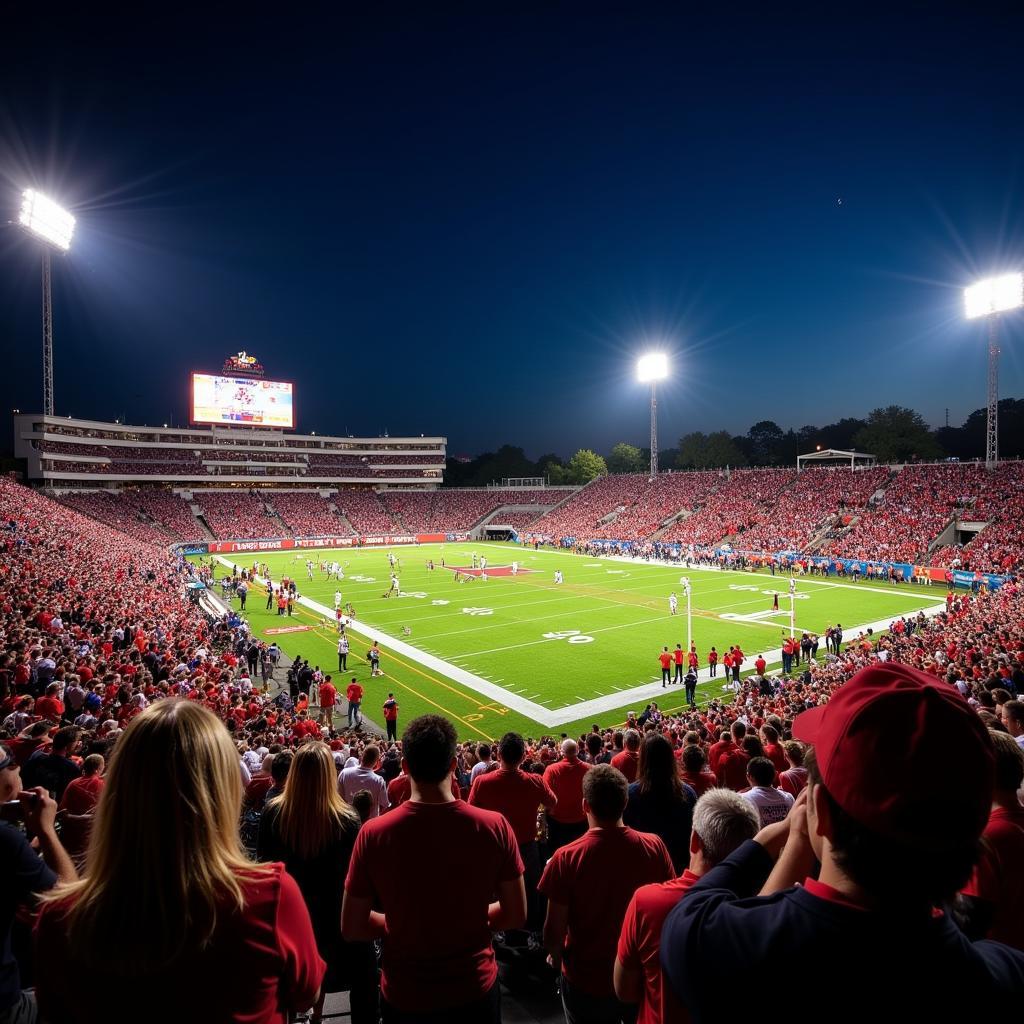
[[637, 352, 669, 478], [18, 189, 76, 417], [964, 273, 1023, 471]]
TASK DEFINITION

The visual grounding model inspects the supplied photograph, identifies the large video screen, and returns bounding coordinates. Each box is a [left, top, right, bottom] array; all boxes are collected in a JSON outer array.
[[190, 373, 295, 428]]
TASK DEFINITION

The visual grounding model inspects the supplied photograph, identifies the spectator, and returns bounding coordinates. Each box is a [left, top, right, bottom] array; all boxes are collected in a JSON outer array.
[[1003, 699, 1024, 749], [35, 700, 324, 1023], [339, 745, 389, 818], [610, 729, 641, 783], [265, 750, 293, 805], [623, 734, 697, 872], [258, 742, 377, 1024], [660, 662, 1024, 1019], [543, 739, 592, 852], [0, 743, 77, 1023], [615, 789, 760, 1024], [540, 764, 674, 1024], [342, 715, 525, 1022], [740, 756, 795, 827], [469, 731, 557, 937], [22, 726, 82, 800], [57, 753, 106, 862], [679, 744, 718, 797], [960, 730, 1024, 950], [778, 741, 808, 797]]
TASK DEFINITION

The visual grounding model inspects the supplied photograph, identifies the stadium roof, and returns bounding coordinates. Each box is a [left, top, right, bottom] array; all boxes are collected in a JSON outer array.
[[797, 448, 876, 470]]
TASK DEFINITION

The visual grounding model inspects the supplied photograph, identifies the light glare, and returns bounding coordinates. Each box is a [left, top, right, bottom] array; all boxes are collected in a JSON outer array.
[[964, 273, 1023, 319], [18, 189, 75, 251], [637, 352, 669, 383]]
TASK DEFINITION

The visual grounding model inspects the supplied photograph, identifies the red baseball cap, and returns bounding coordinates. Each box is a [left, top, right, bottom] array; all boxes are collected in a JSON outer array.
[[793, 661, 993, 847]]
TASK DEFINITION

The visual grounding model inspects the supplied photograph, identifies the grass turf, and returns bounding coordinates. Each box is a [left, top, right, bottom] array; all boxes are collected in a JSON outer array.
[[196, 542, 943, 740]]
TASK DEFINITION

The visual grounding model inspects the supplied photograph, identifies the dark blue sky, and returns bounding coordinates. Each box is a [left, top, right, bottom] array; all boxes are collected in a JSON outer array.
[[2, 4, 1023, 458]]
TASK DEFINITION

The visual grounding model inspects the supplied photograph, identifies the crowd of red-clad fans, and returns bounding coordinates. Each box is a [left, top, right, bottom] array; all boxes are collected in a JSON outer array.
[[2, 471, 1024, 1022], [40, 460, 1024, 576]]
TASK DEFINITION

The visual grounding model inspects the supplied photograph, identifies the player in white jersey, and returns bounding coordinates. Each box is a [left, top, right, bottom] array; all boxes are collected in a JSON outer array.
[[334, 591, 343, 609], [480, 556, 487, 571], [680, 575, 690, 590], [554, 570, 563, 584], [511, 561, 518, 575], [388, 552, 397, 569], [669, 592, 678, 614], [306, 560, 314, 580], [385, 573, 400, 597]]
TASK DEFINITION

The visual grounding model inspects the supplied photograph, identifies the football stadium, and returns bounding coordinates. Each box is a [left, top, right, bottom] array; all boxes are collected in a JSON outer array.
[[3, 8, 1024, 1024]]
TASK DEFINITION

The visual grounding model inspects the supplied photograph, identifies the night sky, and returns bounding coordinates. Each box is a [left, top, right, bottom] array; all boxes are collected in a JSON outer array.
[[2, 4, 1023, 458]]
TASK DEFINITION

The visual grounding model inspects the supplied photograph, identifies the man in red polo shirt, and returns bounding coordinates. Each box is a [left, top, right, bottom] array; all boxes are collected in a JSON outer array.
[[470, 731, 557, 936], [611, 729, 641, 783], [317, 674, 337, 728], [658, 647, 672, 687], [540, 765, 674, 1024], [615, 789, 759, 1024], [343, 715, 525, 1021], [346, 677, 364, 729], [672, 645, 684, 685], [544, 738, 591, 852]]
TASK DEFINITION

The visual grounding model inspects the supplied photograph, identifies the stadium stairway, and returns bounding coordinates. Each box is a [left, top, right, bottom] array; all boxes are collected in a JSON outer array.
[[261, 500, 294, 537]]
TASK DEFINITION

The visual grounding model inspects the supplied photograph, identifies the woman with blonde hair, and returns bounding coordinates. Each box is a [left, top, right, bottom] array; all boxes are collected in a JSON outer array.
[[258, 740, 377, 1024], [34, 699, 324, 1023]]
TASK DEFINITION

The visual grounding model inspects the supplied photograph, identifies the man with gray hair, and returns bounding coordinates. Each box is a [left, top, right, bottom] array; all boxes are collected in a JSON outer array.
[[543, 738, 591, 853], [614, 789, 759, 1023]]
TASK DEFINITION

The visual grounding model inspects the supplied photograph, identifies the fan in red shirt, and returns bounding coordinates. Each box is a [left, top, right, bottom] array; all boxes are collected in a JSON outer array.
[[615, 789, 760, 1024], [961, 730, 1024, 951], [543, 738, 592, 851], [317, 676, 337, 727], [611, 729, 641, 783], [58, 753, 106, 861], [539, 764, 674, 1022], [679, 745, 718, 797], [34, 700, 324, 1024], [343, 715, 525, 1019], [469, 732, 557, 933]]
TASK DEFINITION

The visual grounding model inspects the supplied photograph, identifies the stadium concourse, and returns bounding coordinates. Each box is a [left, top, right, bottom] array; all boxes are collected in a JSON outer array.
[[2, 466, 1024, 1022]]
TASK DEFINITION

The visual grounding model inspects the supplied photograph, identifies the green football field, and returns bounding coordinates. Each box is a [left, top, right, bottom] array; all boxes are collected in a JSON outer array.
[[197, 542, 945, 740]]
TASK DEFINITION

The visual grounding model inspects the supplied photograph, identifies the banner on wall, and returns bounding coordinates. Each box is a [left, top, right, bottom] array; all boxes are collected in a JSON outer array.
[[199, 533, 449, 555]]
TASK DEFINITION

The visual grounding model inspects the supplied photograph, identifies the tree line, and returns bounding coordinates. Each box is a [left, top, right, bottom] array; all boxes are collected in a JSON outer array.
[[443, 399, 1024, 486]]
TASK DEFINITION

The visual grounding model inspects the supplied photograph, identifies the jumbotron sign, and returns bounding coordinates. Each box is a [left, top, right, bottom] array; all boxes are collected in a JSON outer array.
[[191, 353, 294, 429]]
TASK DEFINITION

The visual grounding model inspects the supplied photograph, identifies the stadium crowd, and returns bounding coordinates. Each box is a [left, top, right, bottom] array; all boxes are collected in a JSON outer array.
[[2, 470, 1024, 1023]]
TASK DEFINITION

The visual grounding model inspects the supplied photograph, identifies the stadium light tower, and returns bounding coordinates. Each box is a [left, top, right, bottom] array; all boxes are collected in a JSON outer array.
[[637, 352, 669, 477], [964, 273, 1023, 471], [18, 189, 76, 417]]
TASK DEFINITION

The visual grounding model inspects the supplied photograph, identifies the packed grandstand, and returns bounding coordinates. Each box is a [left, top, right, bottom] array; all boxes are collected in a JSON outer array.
[[3, 413, 1024, 1022]]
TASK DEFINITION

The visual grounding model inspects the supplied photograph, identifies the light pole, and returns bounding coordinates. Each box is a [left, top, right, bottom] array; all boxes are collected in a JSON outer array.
[[637, 352, 669, 478], [964, 273, 1023, 471], [18, 189, 75, 417]]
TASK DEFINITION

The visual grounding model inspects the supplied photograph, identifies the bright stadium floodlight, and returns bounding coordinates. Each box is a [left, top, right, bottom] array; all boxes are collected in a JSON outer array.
[[964, 273, 1023, 320], [637, 352, 669, 476], [19, 189, 76, 251], [18, 189, 75, 418], [637, 352, 669, 383], [964, 273, 1023, 471]]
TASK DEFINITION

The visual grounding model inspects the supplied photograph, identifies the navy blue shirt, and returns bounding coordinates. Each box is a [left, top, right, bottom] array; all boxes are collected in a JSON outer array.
[[0, 822, 57, 1010], [661, 840, 1024, 1020]]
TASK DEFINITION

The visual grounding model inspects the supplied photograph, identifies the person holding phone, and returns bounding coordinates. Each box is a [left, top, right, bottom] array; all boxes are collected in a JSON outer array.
[[0, 743, 77, 1024]]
